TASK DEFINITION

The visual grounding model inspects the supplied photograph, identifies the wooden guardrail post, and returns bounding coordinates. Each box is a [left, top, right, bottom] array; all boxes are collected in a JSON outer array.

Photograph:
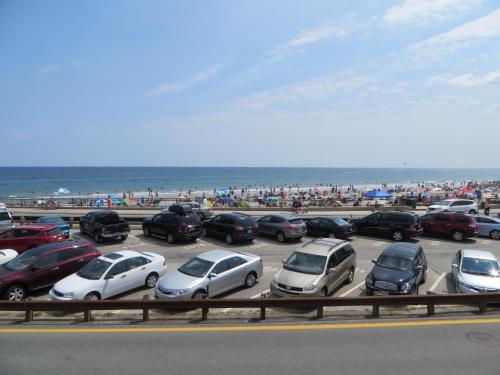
[[69, 217, 74, 229], [83, 309, 92, 322], [372, 304, 380, 318], [479, 302, 487, 314], [24, 298, 33, 322], [142, 295, 150, 321], [427, 304, 435, 316], [201, 307, 209, 321], [259, 307, 266, 320], [316, 306, 324, 319]]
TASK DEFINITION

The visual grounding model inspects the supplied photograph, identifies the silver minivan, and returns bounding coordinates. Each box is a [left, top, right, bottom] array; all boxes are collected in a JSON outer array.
[[270, 238, 356, 297]]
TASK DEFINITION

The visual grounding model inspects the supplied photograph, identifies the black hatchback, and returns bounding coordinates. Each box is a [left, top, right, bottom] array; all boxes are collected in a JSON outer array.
[[306, 216, 355, 239], [202, 213, 258, 245], [350, 211, 422, 241], [365, 243, 427, 295]]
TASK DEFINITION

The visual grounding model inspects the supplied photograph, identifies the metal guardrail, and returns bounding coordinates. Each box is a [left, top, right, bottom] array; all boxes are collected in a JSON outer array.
[[1, 293, 500, 323]]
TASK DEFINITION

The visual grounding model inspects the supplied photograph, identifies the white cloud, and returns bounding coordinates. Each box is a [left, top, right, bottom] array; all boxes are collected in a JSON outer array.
[[427, 71, 500, 87], [384, 0, 481, 25], [147, 63, 226, 96], [266, 24, 346, 62]]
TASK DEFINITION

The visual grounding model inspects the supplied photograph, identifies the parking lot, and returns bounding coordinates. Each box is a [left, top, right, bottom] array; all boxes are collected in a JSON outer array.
[[26, 227, 500, 305]]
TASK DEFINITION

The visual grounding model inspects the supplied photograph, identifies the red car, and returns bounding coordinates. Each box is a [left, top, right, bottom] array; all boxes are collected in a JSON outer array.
[[0, 224, 65, 253], [0, 240, 101, 300], [419, 212, 478, 241]]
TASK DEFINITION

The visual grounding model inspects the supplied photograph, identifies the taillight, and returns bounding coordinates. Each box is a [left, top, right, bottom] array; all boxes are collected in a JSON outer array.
[[286, 224, 294, 230], [176, 226, 184, 233], [409, 225, 416, 230], [235, 225, 244, 231], [254, 223, 259, 229]]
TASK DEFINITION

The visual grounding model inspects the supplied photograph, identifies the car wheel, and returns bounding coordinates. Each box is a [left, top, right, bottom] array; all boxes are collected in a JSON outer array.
[[94, 232, 102, 243], [5, 285, 26, 301], [192, 290, 206, 300], [143, 227, 150, 237], [225, 234, 233, 245], [84, 292, 100, 301], [322, 287, 328, 297], [167, 233, 175, 244], [202, 228, 209, 237], [145, 273, 159, 288], [245, 272, 257, 288], [411, 286, 418, 295], [490, 230, 500, 240], [120, 235, 128, 241], [452, 230, 465, 242], [365, 289, 374, 296], [346, 267, 355, 284], [276, 231, 285, 243], [469, 209, 477, 215], [392, 230, 404, 242]]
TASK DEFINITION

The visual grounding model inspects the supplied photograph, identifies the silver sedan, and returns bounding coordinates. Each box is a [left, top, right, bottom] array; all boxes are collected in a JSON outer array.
[[155, 249, 263, 300], [474, 215, 500, 240], [452, 249, 500, 293]]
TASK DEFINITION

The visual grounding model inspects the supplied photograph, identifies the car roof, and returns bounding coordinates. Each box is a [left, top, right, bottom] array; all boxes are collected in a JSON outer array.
[[298, 238, 347, 256], [225, 212, 253, 218], [269, 212, 299, 219], [90, 210, 117, 215], [17, 224, 57, 231], [382, 243, 421, 258], [462, 249, 497, 260], [26, 240, 93, 253], [475, 215, 500, 221], [198, 249, 239, 262], [98, 250, 142, 263]]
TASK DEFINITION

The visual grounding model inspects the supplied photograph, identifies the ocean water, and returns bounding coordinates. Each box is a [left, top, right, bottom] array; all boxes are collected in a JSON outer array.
[[1, 167, 500, 197]]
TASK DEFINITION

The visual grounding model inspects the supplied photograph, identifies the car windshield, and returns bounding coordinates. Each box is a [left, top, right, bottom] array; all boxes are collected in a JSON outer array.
[[461, 257, 500, 277], [284, 251, 326, 275], [438, 200, 452, 206], [178, 257, 214, 278], [38, 216, 64, 224], [377, 255, 413, 271], [77, 258, 112, 280], [5, 247, 48, 270]]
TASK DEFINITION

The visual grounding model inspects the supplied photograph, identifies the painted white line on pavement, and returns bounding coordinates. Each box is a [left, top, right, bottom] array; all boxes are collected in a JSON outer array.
[[340, 281, 365, 297], [431, 241, 441, 246], [358, 269, 366, 274], [429, 272, 447, 292], [480, 240, 492, 245], [372, 241, 387, 247]]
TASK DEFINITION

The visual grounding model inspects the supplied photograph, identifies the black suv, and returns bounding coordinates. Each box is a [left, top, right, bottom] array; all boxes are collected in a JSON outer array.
[[142, 204, 202, 244], [365, 243, 427, 295], [350, 211, 422, 241], [202, 212, 258, 245]]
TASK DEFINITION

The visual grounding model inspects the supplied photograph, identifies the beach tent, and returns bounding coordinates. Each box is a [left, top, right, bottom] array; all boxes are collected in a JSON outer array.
[[53, 187, 70, 194], [363, 190, 392, 199]]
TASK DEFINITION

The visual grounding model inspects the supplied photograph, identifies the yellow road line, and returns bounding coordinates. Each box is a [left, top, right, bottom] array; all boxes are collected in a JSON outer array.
[[1, 317, 500, 334]]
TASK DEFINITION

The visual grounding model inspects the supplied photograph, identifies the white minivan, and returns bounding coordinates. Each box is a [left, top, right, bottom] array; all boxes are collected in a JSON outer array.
[[0, 204, 14, 231]]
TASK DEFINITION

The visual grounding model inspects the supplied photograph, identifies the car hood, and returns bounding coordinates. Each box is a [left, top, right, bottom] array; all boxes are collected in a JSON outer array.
[[0, 264, 14, 279], [158, 270, 203, 290], [428, 204, 446, 210], [0, 249, 18, 264], [459, 273, 500, 290], [371, 265, 413, 284], [276, 268, 320, 288], [53, 273, 98, 293]]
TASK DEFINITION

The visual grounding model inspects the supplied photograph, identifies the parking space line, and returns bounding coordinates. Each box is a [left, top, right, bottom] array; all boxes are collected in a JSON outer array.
[[480, 240, 492, 245], [430, 241, 441, 246], [340, 281, 365, 297], [428, 272, 447, 293], [371, 241, 387, 247]]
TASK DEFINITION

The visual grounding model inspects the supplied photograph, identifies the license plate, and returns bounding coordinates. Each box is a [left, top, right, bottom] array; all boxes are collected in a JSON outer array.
[[374, 290, 389, 296], [247, 229, 252, 233]]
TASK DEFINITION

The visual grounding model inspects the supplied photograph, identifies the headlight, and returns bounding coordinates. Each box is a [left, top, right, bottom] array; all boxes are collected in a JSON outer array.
[[458, 281, 474, 289], [303, 283, 317, 291], [401, 282, 413, 292], [366, 274, 373, 285], [63, 292, 74, 298], [170, 289, 189, 296]]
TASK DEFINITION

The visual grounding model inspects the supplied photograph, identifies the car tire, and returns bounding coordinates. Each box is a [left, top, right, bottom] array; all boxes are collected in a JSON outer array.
[[5, 285, 26, 301], [365, 289, 374, 296], [490, 230, 500, 240], [79, 225, 85, 235], [84, 292, 101, 301], [167, 233, 175, 244], [202, 228, 209, 237], [145, 273, 159, 288], [94, 232, 102, 243], [392, 230, 404, 242], [191, 290, 206, 300], [469, 209, 477, 215], [322, 287, 328, 297], [276, 231, 285, 243], [411, 286, 418, 295], [346, 267, 355, 284], [245, 272, 257, 288], [120, 235, 128, 241], [452, 230, 465, 242], [225, 234, 233, 245], [143, 227, 150, 237]]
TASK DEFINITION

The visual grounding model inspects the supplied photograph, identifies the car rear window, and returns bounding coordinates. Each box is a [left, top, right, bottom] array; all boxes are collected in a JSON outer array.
[[180, 214, 201, 225], [47, 228, 62, 236], [0, 212, 11, 221]]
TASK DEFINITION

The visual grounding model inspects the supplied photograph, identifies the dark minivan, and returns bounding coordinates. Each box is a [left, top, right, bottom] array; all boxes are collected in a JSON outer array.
[[142, 204, 202, 244], [0, 240, 101, 300], [365, 243, 427, 295], [202, 212, 258, 245], [350, 211, 422, 241]]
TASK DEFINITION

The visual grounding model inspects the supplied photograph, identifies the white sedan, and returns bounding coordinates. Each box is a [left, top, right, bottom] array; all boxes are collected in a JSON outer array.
[[0, 249, 18, 265], [49, 250, 166, 300]]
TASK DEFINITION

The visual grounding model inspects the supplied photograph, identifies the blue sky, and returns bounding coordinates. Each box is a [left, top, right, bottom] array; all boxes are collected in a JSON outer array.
[[1, 0, 499, 167]]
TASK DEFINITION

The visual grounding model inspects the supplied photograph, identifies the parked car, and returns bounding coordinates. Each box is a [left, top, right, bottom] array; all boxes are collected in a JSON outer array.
[[258, 213, 306, 242], [473, 215, 500, 240], [0, 204, 14, 231], [37, 215, 70, 238], [155, 249, 263, 300], [0, 249, 18, 265], [50, 250, 166, 301], [452, 249, 500, 293], [306, 216, 355, 239], [202, 213, 258, 245], [79, 211, 130, 243], [349, 211, 422, 241], [270, 238, 356, 297], [428, 199, 479, 214], [419, 212, 478, 241], [175, 202, 214, 220], [0, 224, 65, 253], [365, 243, 427, 295], [143, 204, 202, 244], [0, 240, 101, 300]]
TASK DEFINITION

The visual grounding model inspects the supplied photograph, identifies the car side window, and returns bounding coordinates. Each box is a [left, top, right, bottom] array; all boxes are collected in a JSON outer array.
[[227, 256, 247, 269], [343, 244, 354, 257], [224, 216, 235, 225], [57, 248, 81, 262], [0, 230, 13, 238], [367, 213, 379, 221], [334, 248, 348, 264], [435, 214, 452, 222], [107, 260, 128, 277], [261, 216, 271, 223], [328, 253, 338, 268], [212, 260, 230, 275], [127, 257, 149, 269], [309, 219, 320, 225], [153, 214, 162, 223], [270, 216, 284, 224], [420, 214, 433, 222], [14, 229, 39, 238], [34, 252, 58, 268]]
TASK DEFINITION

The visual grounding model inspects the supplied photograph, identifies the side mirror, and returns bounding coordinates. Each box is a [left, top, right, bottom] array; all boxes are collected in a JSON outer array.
[[415, 265, 423, 271], [105, 274, 114, 280], [208, 272, 217, 279], [328, 267, 337, 274], [452, 263, 458, 269], [371, 259, 377, 264], [282, 259, 286, 265]]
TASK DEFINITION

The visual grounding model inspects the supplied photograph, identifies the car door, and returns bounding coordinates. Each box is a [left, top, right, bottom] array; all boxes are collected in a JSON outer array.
[[207, 259, 231, 296], [28, 252, 60, 290], [363, 213, 380, 235], [225, 256, 249, 288], [221, 215, 235, 237], [102, 260, 132, 298], [319, 218, 334, 237], [56, 246, 89, 278], [420, 214, 434, 234], [0, 229, 15, 250], [259, 216, 272, 235], [452, 250, 461, 284], [414, 248, 426, 284], [307, 218, 320, 236], [268, 216, 283, 236], [434, 213, 453, 235], [149, 214, 162, 236], [124, 257, 150, 289], [326, 251, 342, 292], [209, 215, 223, 237]]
